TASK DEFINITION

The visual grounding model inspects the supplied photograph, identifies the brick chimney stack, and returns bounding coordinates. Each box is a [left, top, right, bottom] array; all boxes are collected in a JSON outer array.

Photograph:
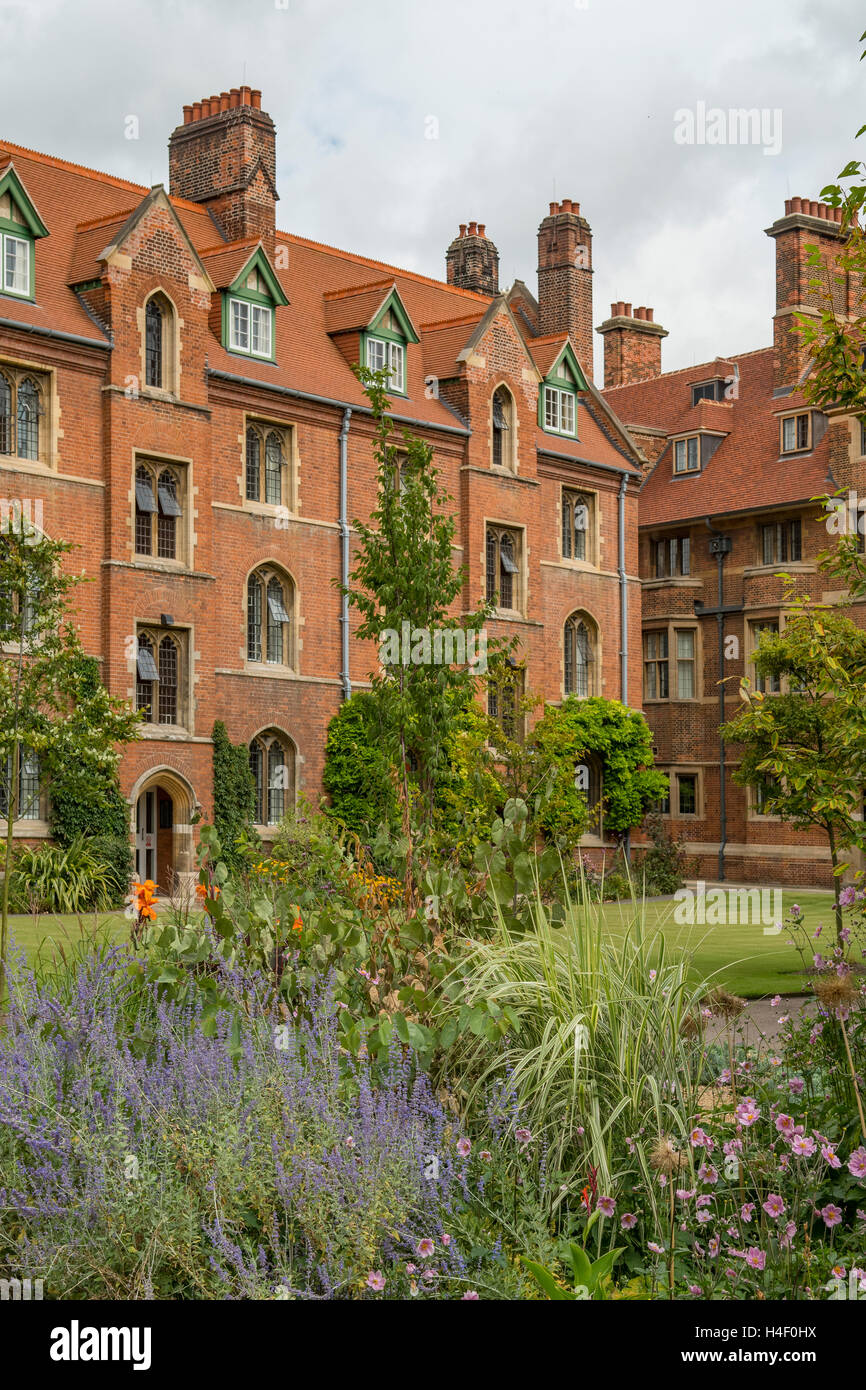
[[537, 199, 594, 376], [169, 86, 277, 245], [596, 302, 668, 388], [445, 222, 499, 295], [765, 196, 855, 389]]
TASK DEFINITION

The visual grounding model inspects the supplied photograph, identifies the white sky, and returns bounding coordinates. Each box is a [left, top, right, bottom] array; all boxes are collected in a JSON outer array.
[[0, 0, 863, 378]]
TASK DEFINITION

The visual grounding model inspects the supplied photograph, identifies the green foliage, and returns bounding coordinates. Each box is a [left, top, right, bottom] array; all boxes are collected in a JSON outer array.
[[529, 697, 668, 851], [636, 815, 687, 895], [523, 1231, 625, 1300], [0, 525, 139, 994], [722, 607, 866, 935], [340, 369, 501, 842], [211, 721, 256, 870], [322, 693, 397, 838], [8, 834, 115, 913]]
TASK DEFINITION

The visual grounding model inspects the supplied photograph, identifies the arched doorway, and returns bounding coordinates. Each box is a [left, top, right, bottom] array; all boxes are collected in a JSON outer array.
[[130, 768, 197, 895]]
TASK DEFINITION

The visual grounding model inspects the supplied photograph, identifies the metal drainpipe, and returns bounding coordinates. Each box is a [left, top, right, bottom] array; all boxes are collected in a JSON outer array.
[[618, 471, 630, 865], [339, 408, 352, 701], [618, 472, 629, 705]]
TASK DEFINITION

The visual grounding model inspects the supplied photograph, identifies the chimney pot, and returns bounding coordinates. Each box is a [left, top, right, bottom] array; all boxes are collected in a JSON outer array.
[[560, 198, 572, 212], [230, 88, 240, 108], [478, 223, 486, 237], [192, 101, 202, 120], [646, 307, 654, 322], [784, 198, 792, 215], [790, 196, 801, 213], [183, 105, 193, 125], [468, 220, 478, 235], [549, 202, 557, 216], [624, 302, 632, 318], [219, 92, 230, 112], [240, 85, 252, 105], [458, 223, 466, 237], [251, 89, 262, 110]]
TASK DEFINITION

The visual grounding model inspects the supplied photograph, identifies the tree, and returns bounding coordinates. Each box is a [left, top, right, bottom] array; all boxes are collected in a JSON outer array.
[[528, 697, 669, 855], [722, 611, 866, 938], [340, 369, 499, 897], [0, 520, 139, 997]]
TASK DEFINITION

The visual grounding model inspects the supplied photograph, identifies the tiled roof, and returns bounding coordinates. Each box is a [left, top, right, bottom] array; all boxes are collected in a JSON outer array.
[[0, 134, 641, 465], [604, 349, 834, 525]]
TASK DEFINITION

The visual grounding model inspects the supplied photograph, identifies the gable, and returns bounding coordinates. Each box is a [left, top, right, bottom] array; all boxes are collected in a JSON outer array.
[[0, 163, 49, 239], [227, 245, 289, 307]]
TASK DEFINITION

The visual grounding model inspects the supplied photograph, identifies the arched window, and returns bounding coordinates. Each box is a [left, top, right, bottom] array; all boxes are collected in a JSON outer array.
[[135, 632, 157, 719], [265, 432, 283, 506], [156, 468, 181, 560], [0, 373, 11, 454], [562, 491, 591, 562], [245, 422, 290, 506], [564, 613, 595, 697], [134, 460, 185, 561], [245, 426, 261, 501], [247, 566, 293, 666], [135, 464, 156, 555], [249, 730, 296, 825], [16, 378, 40, 460], [145, 297, 164, 388], [486, 526, 520, 610], [491, 387, 514, 470], [157, 635, 178, 724]]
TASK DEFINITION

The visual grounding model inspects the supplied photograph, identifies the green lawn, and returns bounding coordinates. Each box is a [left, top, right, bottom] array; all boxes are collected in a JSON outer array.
[[7, 911, 131, 968], [598, 890, 834, 998], [6, 889, 835, 998]]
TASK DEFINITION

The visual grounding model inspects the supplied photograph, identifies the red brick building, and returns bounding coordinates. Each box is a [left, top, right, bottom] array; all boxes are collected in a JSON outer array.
[[601, 197, 866, 887], [0, 88, 643, 888]]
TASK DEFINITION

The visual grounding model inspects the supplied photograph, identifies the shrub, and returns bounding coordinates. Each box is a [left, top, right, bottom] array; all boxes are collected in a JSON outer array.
[[8, 834, 115, 914], [212, 720, 255, 870], [86, 833, 133, 907], [636, 815, 687, 895], [322, 692, 397, 837]]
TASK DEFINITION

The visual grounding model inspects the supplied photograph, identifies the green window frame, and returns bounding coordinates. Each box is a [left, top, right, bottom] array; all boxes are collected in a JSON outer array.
[[366, 335, 405, 393], [227, 296, 274, 359], [1, 232, 33, 299]]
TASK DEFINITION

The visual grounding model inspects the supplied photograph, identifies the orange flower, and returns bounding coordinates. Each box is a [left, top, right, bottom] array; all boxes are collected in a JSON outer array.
[[132, 880, 158, 920], [196, 882, 220, 901], [292, 907, 303, 933]]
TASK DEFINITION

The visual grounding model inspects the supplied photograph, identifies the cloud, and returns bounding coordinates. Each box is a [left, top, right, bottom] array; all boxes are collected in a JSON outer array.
[[0, 0, 862, 375]]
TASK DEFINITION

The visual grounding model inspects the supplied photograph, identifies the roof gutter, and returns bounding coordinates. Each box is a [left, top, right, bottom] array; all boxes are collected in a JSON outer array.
[[339, 407, 352, 701], [535, 444, 639, 480], [207, 368, 470, 436], [0, 315, 112, 351]]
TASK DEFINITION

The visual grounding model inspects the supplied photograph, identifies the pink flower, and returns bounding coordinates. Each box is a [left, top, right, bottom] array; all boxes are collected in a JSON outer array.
[[676, 1189, 695, 1201], [621, 1212, 637, 1230], [417, 1238, 435, 1258], [367, 1270, 385, 1291], [405, 1263, 417, 1274], [791, 1134, 816, 1157], [697, 1209, 711, 1224], [770, 995, 781, 1007], [745, 1247, 766, 1271], [762, 1194, 785, 1218], [456, 1137, 471, 1158], [822, 1145, 842, 1169], [461, 1290, 479, 1300], [708, 1237, 720, 1257], [740, 1203, 755, 1222], [848, 1147, 866, 1179], [697, 1164, 719, 1185], [689, 1127, 709, 1148], [820, 1204, 843, 1229], [780, 1222, 796, 1250], [788, 1077, 805, 1096], [514, 1127, 533, 1147], [688, 1284, 702, 1296], [441, 1233, 451, 1246], [479, 1150, 492, 1162], [597, 1195, 616, 1217], [735, 1098, 760, 1127], [648, 1242, 665, 1255]]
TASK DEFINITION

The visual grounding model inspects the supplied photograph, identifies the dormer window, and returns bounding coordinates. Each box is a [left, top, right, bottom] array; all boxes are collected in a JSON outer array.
[[229, 298, 272, 358], [220, 247, 287, 364], [674, 436, 700, 473], [366, 336, 404, 392], [365, 307, 409, 394], [0, 165, 49, 304], [781, 412, 810, 454], [691, 379, 725, 405], [539, 347, 583, 438]]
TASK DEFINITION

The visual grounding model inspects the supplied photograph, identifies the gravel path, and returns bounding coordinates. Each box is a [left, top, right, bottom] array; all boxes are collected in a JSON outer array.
[[704, 994, 817, 1046]]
